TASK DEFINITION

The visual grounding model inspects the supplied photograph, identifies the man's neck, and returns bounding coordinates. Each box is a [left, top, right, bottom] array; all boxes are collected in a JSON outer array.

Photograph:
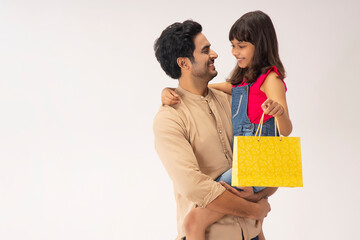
[[178, 77, 209, 96]]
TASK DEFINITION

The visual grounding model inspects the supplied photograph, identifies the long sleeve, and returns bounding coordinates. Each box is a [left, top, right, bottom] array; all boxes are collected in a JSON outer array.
[[153, 107, 225, 208]]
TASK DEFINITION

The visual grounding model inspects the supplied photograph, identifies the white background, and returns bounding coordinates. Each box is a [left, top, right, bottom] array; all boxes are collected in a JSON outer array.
[[1, 0, 360, 239]]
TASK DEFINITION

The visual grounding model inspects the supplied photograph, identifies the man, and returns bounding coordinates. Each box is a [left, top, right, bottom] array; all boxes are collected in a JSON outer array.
[[153, 20, 271, 240]]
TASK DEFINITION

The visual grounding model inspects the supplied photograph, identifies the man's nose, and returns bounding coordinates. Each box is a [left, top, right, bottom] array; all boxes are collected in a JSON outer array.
[[210, 49, 218, 59]]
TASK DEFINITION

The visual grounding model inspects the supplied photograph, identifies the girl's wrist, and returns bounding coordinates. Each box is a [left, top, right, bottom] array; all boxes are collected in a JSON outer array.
[[274, 108, 286, 118]]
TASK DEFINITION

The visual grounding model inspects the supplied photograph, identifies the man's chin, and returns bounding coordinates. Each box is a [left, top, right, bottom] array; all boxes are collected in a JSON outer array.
[[209, 71, 218, 80], [194, 71, 218, 82]]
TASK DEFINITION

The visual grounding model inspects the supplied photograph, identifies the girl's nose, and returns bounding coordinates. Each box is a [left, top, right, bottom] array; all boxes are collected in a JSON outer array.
[[232, 47, 238, 57]]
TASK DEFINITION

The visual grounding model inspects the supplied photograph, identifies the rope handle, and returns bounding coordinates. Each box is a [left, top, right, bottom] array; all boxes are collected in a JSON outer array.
[[254, 112, 282, 141]]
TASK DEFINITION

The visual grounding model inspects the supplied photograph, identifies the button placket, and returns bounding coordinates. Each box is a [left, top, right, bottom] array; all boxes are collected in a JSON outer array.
[[203, 98, 228, 161], [204, 98, 213, 114], [208, 99, 230, 163]]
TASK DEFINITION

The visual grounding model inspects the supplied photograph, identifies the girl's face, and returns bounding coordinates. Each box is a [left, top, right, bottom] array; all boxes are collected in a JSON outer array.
[[231, 39, 255, 68]]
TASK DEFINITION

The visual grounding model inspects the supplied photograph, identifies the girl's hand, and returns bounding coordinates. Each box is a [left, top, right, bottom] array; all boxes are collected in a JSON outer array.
[[161, 88, 181, 105], [261, 99, 284, 117]]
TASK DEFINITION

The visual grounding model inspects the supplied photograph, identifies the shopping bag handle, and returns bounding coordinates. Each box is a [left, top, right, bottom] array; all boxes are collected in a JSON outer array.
[[254, 112, 282, 141]]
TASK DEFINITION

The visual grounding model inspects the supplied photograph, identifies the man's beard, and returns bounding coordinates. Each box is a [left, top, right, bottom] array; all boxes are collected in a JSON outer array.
[[192, 66, 218, 82]]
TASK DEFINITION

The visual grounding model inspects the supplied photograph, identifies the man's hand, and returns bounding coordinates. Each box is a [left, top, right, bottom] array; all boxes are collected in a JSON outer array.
[[207, 183, 271, 220], [220, 181, 262, 202], [256, 198, 271, 219]]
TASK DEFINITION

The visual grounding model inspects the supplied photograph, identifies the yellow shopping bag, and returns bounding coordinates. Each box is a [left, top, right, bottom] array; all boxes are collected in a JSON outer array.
[[232, 113, 303, 187]]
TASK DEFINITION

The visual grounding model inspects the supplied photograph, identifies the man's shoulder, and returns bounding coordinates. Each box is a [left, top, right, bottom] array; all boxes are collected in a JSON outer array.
[[154, 102, 186, 119], [209, 87, 227, 97], [153, 104, 187, 131], [154, 104, 179, 120], [209, 87, 232, 105]]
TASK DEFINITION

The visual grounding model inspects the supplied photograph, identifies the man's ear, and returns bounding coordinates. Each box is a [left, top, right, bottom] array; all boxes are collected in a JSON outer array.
[[177, 57, 190, 70]]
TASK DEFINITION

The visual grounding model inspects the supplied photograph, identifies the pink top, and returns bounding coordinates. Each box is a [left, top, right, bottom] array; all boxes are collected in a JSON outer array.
[[234, 66, 287, 124]]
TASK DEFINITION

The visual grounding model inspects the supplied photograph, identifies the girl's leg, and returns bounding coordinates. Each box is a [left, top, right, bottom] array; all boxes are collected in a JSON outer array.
[[184, 207, 224, 240], [258, 219, 265, 240], [183, 169, 229, 239]]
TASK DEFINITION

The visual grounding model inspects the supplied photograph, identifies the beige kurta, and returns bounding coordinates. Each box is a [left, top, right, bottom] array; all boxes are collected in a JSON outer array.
[[154, 85, 261, 240]]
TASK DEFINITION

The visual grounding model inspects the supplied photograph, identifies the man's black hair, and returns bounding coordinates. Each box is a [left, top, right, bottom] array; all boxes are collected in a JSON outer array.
[[154, 20, 202, 79]]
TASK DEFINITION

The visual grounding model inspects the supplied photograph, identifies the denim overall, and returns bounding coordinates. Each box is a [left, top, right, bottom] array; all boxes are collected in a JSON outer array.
[[216, 83, 278, 192]]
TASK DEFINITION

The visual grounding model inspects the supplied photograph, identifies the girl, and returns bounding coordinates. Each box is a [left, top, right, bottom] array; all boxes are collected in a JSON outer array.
[[162, 11, 292, 240]]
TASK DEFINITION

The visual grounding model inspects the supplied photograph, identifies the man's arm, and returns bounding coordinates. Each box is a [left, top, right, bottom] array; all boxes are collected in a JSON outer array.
[[154, 108, 225, 207], [154, 108, 270, 219], [221, 181, 278, 203], [256, 187, 278, 200], [206, 189, 271, 220]]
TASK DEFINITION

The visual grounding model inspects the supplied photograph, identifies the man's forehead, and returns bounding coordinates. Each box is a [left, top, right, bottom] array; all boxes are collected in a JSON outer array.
[[194, 33, 210, 49]]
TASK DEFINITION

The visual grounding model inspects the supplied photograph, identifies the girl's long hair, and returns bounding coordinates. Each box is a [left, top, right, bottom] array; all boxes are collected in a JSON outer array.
[[227, 11, 286, 85]]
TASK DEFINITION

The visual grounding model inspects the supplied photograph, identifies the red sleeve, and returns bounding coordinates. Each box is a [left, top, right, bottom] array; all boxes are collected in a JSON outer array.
[[255, 66, 287, 91]]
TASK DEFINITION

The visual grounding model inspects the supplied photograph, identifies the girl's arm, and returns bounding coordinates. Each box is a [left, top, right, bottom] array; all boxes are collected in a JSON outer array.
[[208, 82, 232, 95], [161, 88, 181, 105], [161, 82, 232, 106], [260, 72, 293, 136]]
